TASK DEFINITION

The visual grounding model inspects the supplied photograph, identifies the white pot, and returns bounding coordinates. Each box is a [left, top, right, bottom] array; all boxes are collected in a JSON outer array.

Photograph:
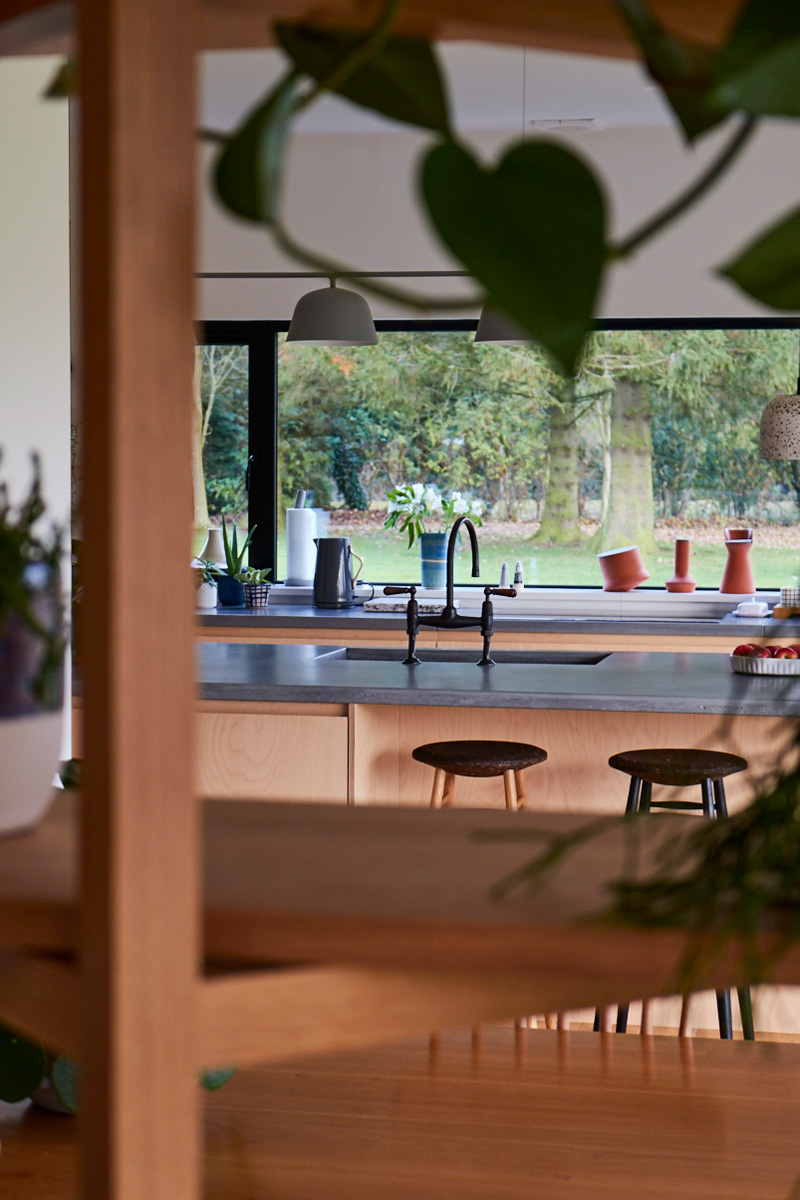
[[196, 581, 218, 608], [0, 711, 62, 836]]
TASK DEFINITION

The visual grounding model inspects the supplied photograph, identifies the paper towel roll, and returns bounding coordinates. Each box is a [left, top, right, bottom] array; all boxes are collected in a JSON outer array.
[[286, 508, 317, 585]]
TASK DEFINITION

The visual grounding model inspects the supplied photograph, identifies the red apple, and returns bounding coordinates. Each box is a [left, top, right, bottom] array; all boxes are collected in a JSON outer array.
[[775, 647, 799, 659], [790, 646, 800, 654], [732, 644, 756, 656], [751, 646, 772, 658], [764, 645, 781, 656]]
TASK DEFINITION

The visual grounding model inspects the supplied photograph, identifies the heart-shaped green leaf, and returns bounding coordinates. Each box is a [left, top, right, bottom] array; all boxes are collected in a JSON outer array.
[[709, 0, 800, 116], [615, 0, 729, 140], [213, 72, 301, 224], [51, 1054, 80, 1114], [719, 203, 800, 308], [275, 24, 451, 136], [421, 140, 606, 375], [0, 1026, 46, 1103]]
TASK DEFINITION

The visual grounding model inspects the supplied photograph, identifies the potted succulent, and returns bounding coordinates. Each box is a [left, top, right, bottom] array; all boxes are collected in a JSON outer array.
[[0, 454, 64, 835], [384, 483, 484, 588], [235, 565, 272, 608], [195, 559, 221, 609], [217, 518, 256, 607]]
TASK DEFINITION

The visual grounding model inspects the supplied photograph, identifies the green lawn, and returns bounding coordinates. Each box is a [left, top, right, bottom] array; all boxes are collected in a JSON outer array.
[[277, 529, 798, 590]]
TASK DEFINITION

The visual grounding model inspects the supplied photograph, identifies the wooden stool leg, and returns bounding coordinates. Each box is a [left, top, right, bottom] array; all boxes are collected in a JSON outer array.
[[598, 1006, 614, 1033], [716, 990, 733, 1038], [640, 1000, 654, 1036], [701, 778, 715, 819], [514, 770, 528, 810], [557, 1012, 571, 1032], [430, 769, 447, 809], [639, 780, 652, 813], [545, 1013, 558, 1030], [713, 778, 729, 819], [503, 770, 518, 812], [625, 776, 642, 815], [441, 772, 456, 808], [738, 986, 755, 1041], [679, 995, 692, 1037]]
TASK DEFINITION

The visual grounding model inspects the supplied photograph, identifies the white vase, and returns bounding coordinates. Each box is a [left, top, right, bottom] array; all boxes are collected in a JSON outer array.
[[198, 527, 226, 565], [0, 711, 62, 835], [196, 581, 218, 608]]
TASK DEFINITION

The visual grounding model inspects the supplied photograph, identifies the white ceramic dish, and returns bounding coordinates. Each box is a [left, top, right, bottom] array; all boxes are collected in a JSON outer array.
[[730, 654, 800, 675]]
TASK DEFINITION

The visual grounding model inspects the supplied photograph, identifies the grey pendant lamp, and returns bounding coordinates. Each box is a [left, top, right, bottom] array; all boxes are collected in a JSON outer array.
[[474, 303, 531, 345], [760, 335, 800, 459], [286, 279, 377, 346]]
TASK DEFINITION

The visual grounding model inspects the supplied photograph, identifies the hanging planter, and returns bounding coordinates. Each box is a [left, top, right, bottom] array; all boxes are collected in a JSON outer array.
[[0, 456, 64, 836]]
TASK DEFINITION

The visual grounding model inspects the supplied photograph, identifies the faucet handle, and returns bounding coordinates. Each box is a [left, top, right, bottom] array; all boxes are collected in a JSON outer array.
[[484, 586, 516, 598], [384, 585, 417, 596]]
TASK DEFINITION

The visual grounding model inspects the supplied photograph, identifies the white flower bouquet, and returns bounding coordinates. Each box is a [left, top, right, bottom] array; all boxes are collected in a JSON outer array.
[[384, 482, 483, 548]]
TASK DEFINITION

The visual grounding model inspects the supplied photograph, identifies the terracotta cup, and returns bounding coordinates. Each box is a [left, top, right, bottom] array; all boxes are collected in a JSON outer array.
[[597, 545, 650, 592], [724, 528, 753, 541]]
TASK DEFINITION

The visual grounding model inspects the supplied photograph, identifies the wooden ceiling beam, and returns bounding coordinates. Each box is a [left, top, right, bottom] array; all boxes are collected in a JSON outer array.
[[1, 0, 745, 58]]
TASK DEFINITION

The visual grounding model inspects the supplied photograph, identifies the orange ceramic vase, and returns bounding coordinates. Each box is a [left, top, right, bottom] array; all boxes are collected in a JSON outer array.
[[720, 527, 755, 594], [665, 538, 696, 593]]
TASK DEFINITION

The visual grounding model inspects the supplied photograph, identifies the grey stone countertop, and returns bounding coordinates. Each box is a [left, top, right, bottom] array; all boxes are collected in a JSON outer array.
[[197, 642, 800, 717], [199, 604, 800, 639]]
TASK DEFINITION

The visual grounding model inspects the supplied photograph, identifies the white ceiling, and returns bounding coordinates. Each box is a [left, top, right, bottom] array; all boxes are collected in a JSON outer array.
[[201, 41, 674, 136]]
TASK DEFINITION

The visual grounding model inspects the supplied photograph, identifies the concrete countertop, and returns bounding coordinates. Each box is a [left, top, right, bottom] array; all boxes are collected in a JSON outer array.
[[197, 642, 800, 717], [199, 604, 800, 639]]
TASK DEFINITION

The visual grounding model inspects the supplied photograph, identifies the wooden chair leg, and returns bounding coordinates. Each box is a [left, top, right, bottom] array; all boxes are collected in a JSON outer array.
[[430, 768, 446, 808], [503, 770, 518, 812], [679, 995, 692, 1037], [640, 999, 654, 1036], [441, 772, 456, 808], [514, 769, 528, 810]]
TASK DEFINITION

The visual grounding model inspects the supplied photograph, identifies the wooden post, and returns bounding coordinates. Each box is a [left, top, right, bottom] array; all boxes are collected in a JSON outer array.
[[77, 0, 200, 1197]]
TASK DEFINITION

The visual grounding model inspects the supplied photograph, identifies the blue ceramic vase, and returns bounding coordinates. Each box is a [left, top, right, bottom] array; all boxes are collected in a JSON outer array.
[[420, 532, 447, 589]]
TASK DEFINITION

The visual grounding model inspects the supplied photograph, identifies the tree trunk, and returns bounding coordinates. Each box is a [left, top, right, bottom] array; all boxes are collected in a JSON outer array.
[[192, 351, 210, 534], [596, 379, 659, 554], [533, 401, 584, 545]]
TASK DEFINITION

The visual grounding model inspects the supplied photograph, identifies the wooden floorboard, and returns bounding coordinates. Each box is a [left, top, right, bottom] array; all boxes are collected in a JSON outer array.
[[3, 1028, 800, 1199]]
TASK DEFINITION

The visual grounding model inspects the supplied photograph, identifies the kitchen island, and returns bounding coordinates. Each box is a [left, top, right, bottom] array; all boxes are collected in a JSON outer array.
[[190, 642, 798, 813]]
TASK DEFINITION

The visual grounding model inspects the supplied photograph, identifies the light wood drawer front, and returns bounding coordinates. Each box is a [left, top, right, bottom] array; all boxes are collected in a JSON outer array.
[[197, 713, 348, 803]]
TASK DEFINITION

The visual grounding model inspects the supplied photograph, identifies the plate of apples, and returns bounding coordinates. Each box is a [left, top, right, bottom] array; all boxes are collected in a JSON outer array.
[[730, 643, 800, 674]]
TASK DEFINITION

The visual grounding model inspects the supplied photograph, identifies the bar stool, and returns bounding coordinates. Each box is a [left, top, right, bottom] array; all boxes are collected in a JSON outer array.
[[599, 747, 754, 1040], [412, 739, 547, 811], [413, 738, 550, 1032]]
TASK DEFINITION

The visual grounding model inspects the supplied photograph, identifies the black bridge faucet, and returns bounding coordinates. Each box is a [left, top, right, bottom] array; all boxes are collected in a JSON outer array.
[[385, 516, 516, 666]]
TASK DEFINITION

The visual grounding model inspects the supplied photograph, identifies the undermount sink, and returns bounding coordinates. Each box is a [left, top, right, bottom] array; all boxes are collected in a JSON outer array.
[[326, 648, 610, 666]]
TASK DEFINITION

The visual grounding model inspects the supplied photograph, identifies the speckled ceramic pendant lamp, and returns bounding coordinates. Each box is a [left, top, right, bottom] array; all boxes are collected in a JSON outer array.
[[760, 336, 800, 459]]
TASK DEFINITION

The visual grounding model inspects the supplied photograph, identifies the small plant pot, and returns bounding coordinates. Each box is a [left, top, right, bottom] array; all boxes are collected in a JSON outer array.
[[242, 583, 271, 607], [597, 545, 650, 592], [196, 581, 218, 609], [216, 575, 245, 607]]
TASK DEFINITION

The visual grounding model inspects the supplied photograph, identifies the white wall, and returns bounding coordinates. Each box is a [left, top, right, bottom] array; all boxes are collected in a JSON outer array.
[[199, 120, 800, 322], [0, 56, 71, 524]]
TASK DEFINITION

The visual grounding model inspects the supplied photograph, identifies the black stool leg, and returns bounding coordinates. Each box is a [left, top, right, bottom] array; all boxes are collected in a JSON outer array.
[[700, 778, 715, 819], [713, 778, 729, 819], [616, 1003, 629, 1033], [639, 780, 652, 813], [738, 986, 755, 1040], [716, 990, 733, 1039], [625, 776, 642, 815]]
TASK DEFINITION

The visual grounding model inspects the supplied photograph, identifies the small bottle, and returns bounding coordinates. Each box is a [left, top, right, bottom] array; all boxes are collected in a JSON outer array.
[[499, 561, 509, 588], [513, 560, 524, 595]]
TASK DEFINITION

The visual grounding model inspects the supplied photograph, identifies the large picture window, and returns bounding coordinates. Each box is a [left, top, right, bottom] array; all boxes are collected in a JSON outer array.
[[198, 319, 800, 590]]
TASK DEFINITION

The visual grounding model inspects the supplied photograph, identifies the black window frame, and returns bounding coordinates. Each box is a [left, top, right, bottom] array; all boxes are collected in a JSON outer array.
[[199, 316, 800, 585]]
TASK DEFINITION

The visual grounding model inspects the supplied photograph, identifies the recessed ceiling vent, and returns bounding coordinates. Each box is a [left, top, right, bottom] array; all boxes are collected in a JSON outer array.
[[527, 117, 604, 132]]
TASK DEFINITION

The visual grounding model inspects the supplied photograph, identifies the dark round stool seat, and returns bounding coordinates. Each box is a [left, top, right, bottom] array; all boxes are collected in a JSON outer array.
[[412, 739, 548, 778], [608, 748, 747, 788]]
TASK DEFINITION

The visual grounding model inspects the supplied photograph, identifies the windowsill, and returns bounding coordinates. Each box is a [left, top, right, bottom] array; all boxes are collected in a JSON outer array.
[[268, 584, 778, 621]]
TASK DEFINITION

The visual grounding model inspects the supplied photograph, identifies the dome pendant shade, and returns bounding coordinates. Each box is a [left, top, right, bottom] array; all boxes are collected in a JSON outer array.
[[474, 304, 532, 345], [286, 284, 377, 346], [759, 392, 800, 460]]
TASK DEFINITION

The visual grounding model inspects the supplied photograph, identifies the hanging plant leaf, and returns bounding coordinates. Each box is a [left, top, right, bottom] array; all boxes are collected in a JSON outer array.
[[275, 24, 451, 136], [614, 0, 728, 140], [421, 140, 606, 376], [0, 1026, 46, 1103], [51, 1054, 80, 1114], [719, 204, 800, 308], [213, 72, 302, 224], [200, 1066, 237, 1091], [709, 0, 800, 116]]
